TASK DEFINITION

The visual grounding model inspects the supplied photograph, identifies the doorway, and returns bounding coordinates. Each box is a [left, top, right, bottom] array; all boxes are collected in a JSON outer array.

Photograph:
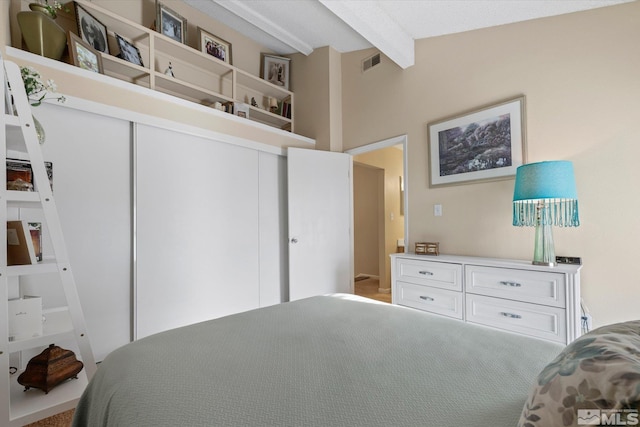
[[346, 135, 408, 303]]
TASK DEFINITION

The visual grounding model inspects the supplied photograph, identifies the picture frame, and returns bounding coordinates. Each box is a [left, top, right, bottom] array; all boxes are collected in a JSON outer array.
[[198, 27, 232, 64], [261, 54, 290, 90], [115, 33, 144, 67], [74, 2, 110, 54], [234, 102, 250, 119], [67, 32, 104, 74], [156, 2, 187, 44], [428, 96, 526, 187]]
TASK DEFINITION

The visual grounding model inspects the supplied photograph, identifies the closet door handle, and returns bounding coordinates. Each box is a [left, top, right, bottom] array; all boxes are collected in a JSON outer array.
[[418, 271, 434, 276], [499, 281, 522, 287], [500, 312, 522, 319], [419, 295, 434, 302]]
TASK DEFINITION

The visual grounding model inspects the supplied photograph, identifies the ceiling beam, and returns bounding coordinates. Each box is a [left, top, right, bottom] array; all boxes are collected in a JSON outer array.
[[318, 0, 415, 69], [212, 0, 314, 55]]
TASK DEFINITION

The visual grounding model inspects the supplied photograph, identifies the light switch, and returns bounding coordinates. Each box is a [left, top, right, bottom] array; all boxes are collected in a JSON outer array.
[[434, 204, 443, 216]]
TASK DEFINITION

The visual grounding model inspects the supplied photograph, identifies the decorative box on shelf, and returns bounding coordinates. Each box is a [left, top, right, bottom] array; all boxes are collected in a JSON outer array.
[[8, 296, 42, 341], [415, 242, 439, 255], [17, 344, 84, 394]]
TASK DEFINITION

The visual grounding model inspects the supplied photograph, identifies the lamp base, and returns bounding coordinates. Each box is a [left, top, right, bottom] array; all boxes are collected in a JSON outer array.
[[533, 260, 555, 267], [533, 220, 556, 267]]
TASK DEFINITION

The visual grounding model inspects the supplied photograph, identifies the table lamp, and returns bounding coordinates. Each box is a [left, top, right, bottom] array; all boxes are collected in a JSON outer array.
[[512, 160, 579, 266]]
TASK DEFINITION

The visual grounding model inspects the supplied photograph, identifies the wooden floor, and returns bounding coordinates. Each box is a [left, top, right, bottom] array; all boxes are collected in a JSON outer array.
[[354, 277, 392, 304]]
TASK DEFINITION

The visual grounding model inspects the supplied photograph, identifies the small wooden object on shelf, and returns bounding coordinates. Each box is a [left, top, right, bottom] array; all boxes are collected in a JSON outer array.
[[415, 242, 439, 256], [17, 344, 84, 394]]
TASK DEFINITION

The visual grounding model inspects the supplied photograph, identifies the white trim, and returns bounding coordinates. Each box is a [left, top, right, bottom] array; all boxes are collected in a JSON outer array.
[[318, 0, 414, 69], [209, 0, 313, 55], [5, 47, 315, 154]]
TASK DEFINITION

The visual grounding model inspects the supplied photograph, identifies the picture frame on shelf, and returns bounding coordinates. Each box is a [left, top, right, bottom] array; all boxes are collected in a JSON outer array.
[[67, 32, 104, 74], [115, 33, 144, 67], [156, 2, 187, 44], [234, 102, 250, 118], [261, 54, 290, 90], [427, 96, 526, 187], [198, 27, 232, 64], [74, 2, 110, 54]]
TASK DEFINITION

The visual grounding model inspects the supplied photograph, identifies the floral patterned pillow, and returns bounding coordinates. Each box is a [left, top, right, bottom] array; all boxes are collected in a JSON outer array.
[[518, 320, 640, 427]]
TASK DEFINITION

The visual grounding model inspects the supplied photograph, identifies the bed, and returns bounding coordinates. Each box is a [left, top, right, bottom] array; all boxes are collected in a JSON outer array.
[[72, 294, 567, 426]]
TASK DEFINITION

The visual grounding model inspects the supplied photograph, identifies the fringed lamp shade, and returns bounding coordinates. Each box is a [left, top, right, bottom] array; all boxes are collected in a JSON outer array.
[[512, 161, 579, 266]]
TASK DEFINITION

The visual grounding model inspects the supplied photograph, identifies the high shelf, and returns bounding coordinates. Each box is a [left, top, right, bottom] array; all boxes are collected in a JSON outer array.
[[1, 58, 96, 426], [46, 0, 295, 132]]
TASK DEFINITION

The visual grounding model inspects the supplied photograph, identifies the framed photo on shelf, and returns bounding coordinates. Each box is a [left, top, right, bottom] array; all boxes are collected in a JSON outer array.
[[115, 33, 144, 67], [156, 2, 187, 44], [428, 96, 526, 187], [261, 54, 290, 90], [67, 32, 104, 74], [74, 2, 110, 54], [198, 27, 232, 64], [234, 102, 250, 119]]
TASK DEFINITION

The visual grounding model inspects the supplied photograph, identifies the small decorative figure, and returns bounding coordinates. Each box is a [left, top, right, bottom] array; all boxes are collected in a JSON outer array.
[[251, 97, 258, 107], [164, 62, 174, 77]]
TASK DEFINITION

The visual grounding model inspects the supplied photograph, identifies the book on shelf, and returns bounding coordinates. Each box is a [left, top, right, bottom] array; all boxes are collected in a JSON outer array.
[[7, 220, 38, 265], [6, 158, 53, 192], [28, 222, 43, 262], [276, 96, 291, 119]]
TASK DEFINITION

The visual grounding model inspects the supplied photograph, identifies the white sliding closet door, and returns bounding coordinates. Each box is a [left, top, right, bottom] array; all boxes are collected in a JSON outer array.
[[135, 124, 260, 339], [23, 103, 131, 362]]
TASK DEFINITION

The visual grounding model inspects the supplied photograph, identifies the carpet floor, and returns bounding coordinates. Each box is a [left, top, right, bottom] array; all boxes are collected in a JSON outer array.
[[25, 409, 74, 427]]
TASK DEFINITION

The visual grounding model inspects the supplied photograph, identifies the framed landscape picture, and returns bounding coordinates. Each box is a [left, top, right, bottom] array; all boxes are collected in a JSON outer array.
[[428, 96, 526, 187], [198, 27, 232, 64]]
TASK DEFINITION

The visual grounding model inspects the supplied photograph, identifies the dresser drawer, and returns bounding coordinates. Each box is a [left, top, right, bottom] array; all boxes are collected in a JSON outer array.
[[397, 281, 463, 319], [465, 294, 566, 343], [465, 265, 566, 307], [396, 258, 462, 291]]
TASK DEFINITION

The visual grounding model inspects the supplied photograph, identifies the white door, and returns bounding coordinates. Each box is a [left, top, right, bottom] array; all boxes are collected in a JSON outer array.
[[288, 148, 353, 301]]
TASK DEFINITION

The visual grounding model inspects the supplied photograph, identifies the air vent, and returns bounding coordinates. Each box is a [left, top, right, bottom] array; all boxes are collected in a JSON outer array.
[[362, 53, 381, 72]]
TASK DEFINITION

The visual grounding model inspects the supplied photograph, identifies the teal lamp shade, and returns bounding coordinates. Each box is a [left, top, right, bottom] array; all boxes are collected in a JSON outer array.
[[513, 161, 579, 266]]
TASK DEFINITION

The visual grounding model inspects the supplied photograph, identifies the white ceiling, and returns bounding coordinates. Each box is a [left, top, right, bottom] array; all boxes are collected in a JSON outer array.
[[184, 0, 633, 69]]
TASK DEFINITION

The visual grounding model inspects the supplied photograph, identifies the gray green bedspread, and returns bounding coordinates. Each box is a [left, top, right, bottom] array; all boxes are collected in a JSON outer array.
[[72, 294, 563, 426]]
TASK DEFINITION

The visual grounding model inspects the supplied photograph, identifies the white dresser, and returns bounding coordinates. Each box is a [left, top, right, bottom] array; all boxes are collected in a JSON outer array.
[[390, 253, 582, 344]]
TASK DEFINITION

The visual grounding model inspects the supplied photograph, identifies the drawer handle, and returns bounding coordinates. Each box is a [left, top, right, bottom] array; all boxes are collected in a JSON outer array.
[[419, 295, 435, 302], [500, 311, 522, 319], [418, 271, 434, 276], [499, 281, 522, 288]]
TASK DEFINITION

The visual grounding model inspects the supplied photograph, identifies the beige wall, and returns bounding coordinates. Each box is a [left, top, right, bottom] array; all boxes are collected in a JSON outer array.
[[291, 46, 343, 151], [354, 146, 405, 290], [341, 2, 640, 328], [353, 163, 382, 277]]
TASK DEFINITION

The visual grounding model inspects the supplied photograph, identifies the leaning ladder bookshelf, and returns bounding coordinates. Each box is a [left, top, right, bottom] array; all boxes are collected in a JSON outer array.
[[0, 58, 96, 426]]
